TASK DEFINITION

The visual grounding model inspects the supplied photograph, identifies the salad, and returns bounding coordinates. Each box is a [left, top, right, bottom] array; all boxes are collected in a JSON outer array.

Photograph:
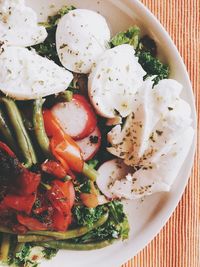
[[0, 1, 194, 266]]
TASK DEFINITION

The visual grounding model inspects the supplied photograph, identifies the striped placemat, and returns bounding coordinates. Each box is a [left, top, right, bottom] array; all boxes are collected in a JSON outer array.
[[122, 0, 200, 267]]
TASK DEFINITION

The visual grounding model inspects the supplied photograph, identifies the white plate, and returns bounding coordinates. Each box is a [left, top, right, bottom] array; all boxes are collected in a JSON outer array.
[[26, 1, 197, 267]]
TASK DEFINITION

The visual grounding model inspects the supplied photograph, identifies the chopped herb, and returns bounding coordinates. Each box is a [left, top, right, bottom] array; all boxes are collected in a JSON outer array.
[[156, 130, 163, 136]]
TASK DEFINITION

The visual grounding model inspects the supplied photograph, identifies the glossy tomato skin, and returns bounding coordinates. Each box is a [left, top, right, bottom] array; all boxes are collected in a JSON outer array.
[[17, 214, 47, 231], [72, 94, 97, 140], [4, 193, 36, 214]]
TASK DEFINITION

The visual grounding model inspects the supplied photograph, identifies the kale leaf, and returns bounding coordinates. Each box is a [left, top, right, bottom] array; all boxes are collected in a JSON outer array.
[[72, 205, 106, 228], [137, 51, 170, 85], [72, 201, 130, 243], [110, 26, 140, 49], [42, 248, 58, 260]]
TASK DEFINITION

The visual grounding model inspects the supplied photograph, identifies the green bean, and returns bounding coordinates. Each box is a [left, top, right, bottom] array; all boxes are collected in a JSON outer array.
[[33, 99, 51, 157], [83, 163, 98, 181], [34, 239, 115, 250], [57, 90, 73, 102], [1, 98, 37, 168], [0, 226, 14, 234], [14, 242, 25, 255], [0, 234, 11, 262], [18, 212, 109, 243], [0, 106, 17, 152]]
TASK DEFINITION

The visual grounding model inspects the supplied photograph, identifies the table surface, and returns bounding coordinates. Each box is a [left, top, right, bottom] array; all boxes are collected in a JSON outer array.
[[122, 0, 200, 267]]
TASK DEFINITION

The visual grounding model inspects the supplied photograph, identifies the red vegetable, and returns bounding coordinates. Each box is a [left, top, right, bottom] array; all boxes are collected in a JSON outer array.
[[52, 180, 75, 209], [16, 169, 41, 196], [43, 109, 83, 173], [76, 127, 101, 161], [41, 160, 67, 179], [17, 214, 47, 231], [0, 141, 16, 157], [52, 210, 72, 231], [4, 194, 36, 214], [51, 94, 97, 140], [47, 183, 70, 215]]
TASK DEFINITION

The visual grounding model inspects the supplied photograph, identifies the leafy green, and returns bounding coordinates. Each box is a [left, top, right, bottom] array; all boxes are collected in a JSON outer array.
[[44, 6, 76, 28], [32, 6, 75, 65], [72, 205, 106, 228], [136, 35, 169, 85], [42, 248, 58, 260], [72, 201, 130, 243], [87, 159, 99, 169], [137, 51, 170, 85], [110, 26, 140, 49], [11, 243, 35, 267]]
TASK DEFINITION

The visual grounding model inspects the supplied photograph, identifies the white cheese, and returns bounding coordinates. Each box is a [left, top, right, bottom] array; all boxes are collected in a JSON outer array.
[[0, 46, 73, 100], [0, 0, 47, 47], [88, 44, 146, 118], [56, 9, 110, 74]]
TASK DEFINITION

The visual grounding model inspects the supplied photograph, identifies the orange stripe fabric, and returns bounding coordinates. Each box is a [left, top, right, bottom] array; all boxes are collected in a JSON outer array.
[[122, 0, 200, 267]]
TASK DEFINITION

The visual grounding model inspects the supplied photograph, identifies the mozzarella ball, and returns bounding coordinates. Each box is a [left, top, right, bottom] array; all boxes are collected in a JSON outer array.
[[56, 9, 110, 74]]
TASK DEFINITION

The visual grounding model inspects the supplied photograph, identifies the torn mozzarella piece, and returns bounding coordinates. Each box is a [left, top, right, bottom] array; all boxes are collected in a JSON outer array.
[[56, 9, 110, 74], [110, 127, 194, 199], [0, 46, 73, 100], [88, 44, 146, 118], [0, 0, 47, 46], [107, 79, 192, 166]]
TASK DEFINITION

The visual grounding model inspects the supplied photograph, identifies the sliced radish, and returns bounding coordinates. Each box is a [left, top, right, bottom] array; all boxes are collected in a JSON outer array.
[[51, 94, 97, 140], [76, 127, 101, 161], [96, 159, 132, 199]]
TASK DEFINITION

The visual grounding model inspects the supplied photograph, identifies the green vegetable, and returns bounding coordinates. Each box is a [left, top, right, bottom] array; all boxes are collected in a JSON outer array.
[[42, 247, 58, 260], [34, 239, 115, 251], [83, 162, 98, 181], [43, 6, 76, 28], [18, 212, 109, 243], [0, 234, 11, 262], [0, 226, 14, 234], [110, 26, 140, 49], [33, 99, 51, 157], [12, 243, 33, 267], [87, 159, 99, 169], [0, 106, 17, 152], [56, 90, 73, 102], [108, 201, 130, 240], [1, 98, 37, 168], [74, 201, 129, 243], [73, 205, 106, 227], [137, 51, 170, 85]]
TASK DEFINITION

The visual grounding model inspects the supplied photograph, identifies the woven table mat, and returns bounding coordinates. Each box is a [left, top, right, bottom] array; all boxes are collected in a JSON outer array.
[[121, 0, 200, 267]]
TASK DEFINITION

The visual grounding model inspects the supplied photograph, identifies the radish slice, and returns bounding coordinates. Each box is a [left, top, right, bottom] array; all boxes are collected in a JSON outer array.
[[96, 159, 132, 199], [51, 94, 97, 140], [76, 127, 101, 161]]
